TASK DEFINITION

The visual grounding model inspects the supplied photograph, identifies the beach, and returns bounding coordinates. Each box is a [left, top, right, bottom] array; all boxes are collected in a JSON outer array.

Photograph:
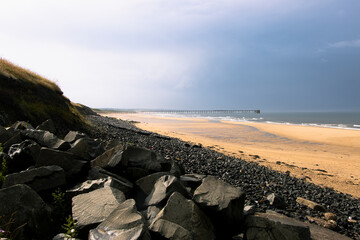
[[101, 112, 360, 198]]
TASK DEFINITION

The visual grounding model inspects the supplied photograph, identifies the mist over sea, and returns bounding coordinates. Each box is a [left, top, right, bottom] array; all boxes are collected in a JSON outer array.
[[120, 110, 360, 130]]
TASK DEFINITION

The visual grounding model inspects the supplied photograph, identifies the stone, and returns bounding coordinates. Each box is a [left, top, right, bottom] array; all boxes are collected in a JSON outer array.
[[3, 132, 22, 152], [22, 129, 70, 150], [149, 192, 215, 240], [11, 121, 34, 130], [136, 172, 168, 196], [3, 165, 65, 192], [245, 211, 311, 240], [169, 161, 185, 177], [7, 140, 41, 172], [0, 184, 53, 240], [89, 199, 150, 240], [296, 197, 326, 212], [118, 145, 170, 173], [145, 175, 189, 207], [91, 144, 124, 168], [307, 216, 337, 230], [36, 119, 57, 134], [142, 205, 161, 225], [67, 176, 133, 199], [267, 193, 287, 209], [72, 187, 126, 229], [36, 148, 88, 181], [193, 175, 245, 236], [324, 212, 337, 221], [180, 174, 206, 192], [68, 138, 104, 161], [243, 205, 256, 216], [64, 131, 88, 143]]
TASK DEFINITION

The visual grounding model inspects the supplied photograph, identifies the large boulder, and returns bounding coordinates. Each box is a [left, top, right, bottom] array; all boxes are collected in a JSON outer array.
[[102, 145, 171, 180], [245, 211, 311, 240], [0, 184, 54, 240], [91, 144, 124, 168], [64, 131, 88, 143], [7, 140, 41, 172], [193, 175, 246, 237], [3, 132, 22, 152], [36, 147, 88, 182], [11, 121, 34, 130], [72, 187, 126, 230], [67, 176, 133, 199], [145, 175, 189, 207], [22, 129, 70, 150], [136, 172, 168, 196], [149, 192, 215, 240], [89, 199, 150, 240], [3, 165, 65, 192], [36, 119, 57, 134], [67, 138, 104, 161]]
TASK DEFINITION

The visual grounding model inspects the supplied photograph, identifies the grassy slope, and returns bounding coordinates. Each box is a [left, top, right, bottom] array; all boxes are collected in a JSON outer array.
[[0, 58, 88, 135]]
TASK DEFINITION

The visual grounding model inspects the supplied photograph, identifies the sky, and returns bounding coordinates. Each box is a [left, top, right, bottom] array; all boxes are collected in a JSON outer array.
[[1, 0, 360, 111]]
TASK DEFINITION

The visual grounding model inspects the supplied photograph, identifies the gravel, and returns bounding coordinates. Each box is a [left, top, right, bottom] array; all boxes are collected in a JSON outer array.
[[87, 114, 360, 239]]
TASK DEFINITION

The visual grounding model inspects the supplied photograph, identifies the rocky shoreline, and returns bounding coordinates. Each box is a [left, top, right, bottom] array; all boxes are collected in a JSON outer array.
[[0, 114, 359, 239], [87, 115, 360, 239]]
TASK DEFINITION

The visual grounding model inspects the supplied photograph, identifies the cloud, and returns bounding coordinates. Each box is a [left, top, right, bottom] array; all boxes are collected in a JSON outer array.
[[328, 39, 360, 48]]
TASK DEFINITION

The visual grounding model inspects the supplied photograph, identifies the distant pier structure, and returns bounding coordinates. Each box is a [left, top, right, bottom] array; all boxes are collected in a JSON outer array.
[[138, 109, 261, 114]]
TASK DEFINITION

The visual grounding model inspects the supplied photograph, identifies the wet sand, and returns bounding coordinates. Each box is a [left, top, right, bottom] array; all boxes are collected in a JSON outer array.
[[101, 112, 360, 198]]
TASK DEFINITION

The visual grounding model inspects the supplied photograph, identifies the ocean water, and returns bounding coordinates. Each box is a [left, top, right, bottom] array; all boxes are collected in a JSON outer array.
[[140, 111, 360, 130]]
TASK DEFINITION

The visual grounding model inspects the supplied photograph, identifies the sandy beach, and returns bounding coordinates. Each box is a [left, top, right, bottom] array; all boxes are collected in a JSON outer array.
[[101, 112, 360, 198]]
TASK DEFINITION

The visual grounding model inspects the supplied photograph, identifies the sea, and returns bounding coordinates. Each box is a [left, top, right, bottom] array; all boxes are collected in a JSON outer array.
[[122, 110, 360, 131]]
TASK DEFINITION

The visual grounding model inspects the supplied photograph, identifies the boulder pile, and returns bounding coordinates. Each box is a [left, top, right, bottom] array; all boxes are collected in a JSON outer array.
[[0, 119, 357, 239]]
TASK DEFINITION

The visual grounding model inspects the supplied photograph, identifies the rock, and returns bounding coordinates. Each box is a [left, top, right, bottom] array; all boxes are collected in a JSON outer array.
[[296, 197, 326, 212], [243, 205, 256, 216], [307, 216, 337, 230], [89, 199, 150, 240], [142, 205, 161, 225], [169, 160, 185, 177], [3, 132, 22, 152], [36, 148, 88, 182], [324, 212, 337, 221], [145, 175, 189, 207], [22, 129, 70, 150], [64, 131, 88, 143], [267, 193, 287, 209], [3, 165, 65, 192], [193, 175, 245, 236], [67, 176, 133, 199], [180, 174, 206, 194], [7, 140, 41, 172], [91, 144, 124, 168], [11, 121, 34, 130], [307, 221, 352, 240], [149, 192, 215, 240], [36, 119, 57, 134], [72, 187, 126, 229], [0, 184, 53, 240], [87, 166, 133, 197], [52, 233, 79, 240], [68, 138, 104, 161], [117, 145, 170, 173], [136, 172, 168, 196], [245, 211, 311, 240]]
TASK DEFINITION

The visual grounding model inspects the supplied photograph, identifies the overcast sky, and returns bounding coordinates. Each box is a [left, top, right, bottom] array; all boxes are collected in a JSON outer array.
[[1, 0, 359, 111]]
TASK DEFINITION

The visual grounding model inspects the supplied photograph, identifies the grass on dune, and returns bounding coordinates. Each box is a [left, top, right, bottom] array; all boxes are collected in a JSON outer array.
[[0, 58, 61, 93]]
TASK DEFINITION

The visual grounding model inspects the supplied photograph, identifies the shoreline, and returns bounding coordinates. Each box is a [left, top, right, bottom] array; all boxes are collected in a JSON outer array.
[[101, 112, 360, 198]]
